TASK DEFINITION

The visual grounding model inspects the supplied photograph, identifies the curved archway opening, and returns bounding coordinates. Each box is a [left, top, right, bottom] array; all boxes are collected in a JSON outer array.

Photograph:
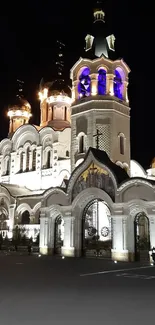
[[21, 210, 30, 225], [98, 68, 106, 95], [82, 199, 112, 258], [78, 67, 91, 98], [54, 215, 64, 255], [114, 69, 123, 99], [134, 212, 150, 261]]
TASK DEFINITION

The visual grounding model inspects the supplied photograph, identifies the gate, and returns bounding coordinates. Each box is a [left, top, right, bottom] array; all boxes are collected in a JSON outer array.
[[54, 215, 64, 255], [82, 199, 112, 258], [134, 212, 150, 261]]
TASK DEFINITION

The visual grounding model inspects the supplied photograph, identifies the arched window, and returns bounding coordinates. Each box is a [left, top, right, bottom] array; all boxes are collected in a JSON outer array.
[[120, 135, 125, 155], [20, 152, 24, 172], [78, 67, 91, 98], [78, 134, 84, 153], [32, 149, 36, 170], [5, 158, 10, 175], [46, 151, 51, 168], [114, 69, 123, 99], [64, 107, 67, 120], [66, 150, 69, 157], [98, 68, 106, 95], [21, 210, 30, 224], [26, 148, 30, 171]]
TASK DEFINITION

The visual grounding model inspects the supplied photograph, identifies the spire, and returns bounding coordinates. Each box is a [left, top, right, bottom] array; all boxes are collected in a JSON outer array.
[[93, 1, 105, 23], [16, 79, 24, 98], [55, 40, 65, 83]]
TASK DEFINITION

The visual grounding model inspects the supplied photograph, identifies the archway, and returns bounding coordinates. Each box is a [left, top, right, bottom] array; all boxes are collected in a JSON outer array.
[[54, 215, 64, 255], [134, 212, 150, 261], [21, 210, 30, 224], [82, 199, 112, 258], [78, 67, 91, 98]]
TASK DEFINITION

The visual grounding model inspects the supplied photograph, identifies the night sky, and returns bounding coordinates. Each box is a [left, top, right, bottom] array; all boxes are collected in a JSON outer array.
[[0, 0, 153, 169]]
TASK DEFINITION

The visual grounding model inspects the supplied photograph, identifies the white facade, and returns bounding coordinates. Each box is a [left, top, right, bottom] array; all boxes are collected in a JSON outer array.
[[1, 5, 155, 263]]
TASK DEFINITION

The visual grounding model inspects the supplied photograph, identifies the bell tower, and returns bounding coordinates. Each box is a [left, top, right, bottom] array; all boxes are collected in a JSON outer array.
[[70, 2, 130, 172]]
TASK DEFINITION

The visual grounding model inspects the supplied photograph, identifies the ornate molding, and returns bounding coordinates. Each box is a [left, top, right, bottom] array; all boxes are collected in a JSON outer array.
[[118, 178, 154, 192]]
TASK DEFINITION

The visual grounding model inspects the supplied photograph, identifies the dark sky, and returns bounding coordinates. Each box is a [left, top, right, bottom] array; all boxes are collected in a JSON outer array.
[[0, 0, 154, 169]]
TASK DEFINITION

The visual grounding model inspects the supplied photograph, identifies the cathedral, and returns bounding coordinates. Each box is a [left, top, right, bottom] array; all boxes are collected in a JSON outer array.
[[0, 4, 155, 262]]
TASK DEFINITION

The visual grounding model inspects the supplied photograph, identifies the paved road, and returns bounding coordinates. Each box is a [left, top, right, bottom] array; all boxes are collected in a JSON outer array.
[[0, 255, 154, 325]]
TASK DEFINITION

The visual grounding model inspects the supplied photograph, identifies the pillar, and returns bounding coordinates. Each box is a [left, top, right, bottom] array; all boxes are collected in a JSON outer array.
[[149, 214, 155, 262], [61, 212, 75, 257], [8, 204, 16, 239], [91, 73, 98, 96], [107, 73, 114, 96], [39, 210, 49, 255], [111, 215, 129, 262]]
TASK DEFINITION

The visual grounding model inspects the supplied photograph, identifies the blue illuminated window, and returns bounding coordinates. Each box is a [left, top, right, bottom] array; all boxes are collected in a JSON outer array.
[[98, 68, 106, 95], [78, 67, 91, 98], [114, 70, 123, 99]]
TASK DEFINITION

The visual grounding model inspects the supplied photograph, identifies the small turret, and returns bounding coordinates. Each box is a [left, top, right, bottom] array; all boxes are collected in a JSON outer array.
[[7, 80, 32, 136], [38, 41, 72, 130]]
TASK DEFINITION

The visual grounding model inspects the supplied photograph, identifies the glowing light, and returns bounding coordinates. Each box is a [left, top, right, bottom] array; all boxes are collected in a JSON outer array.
[[47, 95, 72, 105], [7, 110, 32, 118], [62, 256, 65, 259], [91, 84, 97, 96], [38, 88, 48, 102], [114, 260, 117, 263]]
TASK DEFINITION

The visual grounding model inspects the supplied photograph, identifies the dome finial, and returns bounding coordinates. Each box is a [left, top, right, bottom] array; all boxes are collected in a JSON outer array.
[[94, 1, 105, 23]]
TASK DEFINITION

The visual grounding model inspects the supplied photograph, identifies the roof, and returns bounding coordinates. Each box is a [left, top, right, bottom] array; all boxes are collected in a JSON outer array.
[[88, 147, 129, 184], [8, 95, 31, 111], [0, 183, 44, 197]]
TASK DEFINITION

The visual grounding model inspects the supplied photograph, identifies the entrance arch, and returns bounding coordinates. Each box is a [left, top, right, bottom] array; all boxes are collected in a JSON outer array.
[[54, 215, 64, 255], [82, 199, 112, 258], [134, 212, 150, 261]]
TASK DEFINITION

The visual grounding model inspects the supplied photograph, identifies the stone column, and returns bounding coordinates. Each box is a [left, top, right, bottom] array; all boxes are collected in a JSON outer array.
[[149, 215, 155, 248], [148, 214, 155, 262], [8, 204, 16, 239], [73, 80, 78, 101], [23, 153, 26, 171], [39, 210, 49, 255], [126, 214, 135, 262], [107, 73, 114, 96], [111, 215, 129, 262], [47, 217, 55, 255], [123, 81, 129, 103], [91, 73, 98, 96], [61, 213, 75, 257]]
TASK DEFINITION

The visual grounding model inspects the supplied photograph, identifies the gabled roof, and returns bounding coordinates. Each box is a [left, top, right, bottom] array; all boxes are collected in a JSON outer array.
[[88, 147, 129, 184]]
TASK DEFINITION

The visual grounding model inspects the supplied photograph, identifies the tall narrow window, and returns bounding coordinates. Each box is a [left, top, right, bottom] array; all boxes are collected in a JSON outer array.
[[26, 148, 30, 171], [79, 135, 84, 153], [64, 107, 67, 120], [114, 69, 123, 99], [5, 158, 10, 175], [46, 151, 51, 168], [120, 135, 125, 155], [98, 68, 106, 95], [32, 149, 36, 170], [20, 152, 24, 172], [78, 67, 91, 98]]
